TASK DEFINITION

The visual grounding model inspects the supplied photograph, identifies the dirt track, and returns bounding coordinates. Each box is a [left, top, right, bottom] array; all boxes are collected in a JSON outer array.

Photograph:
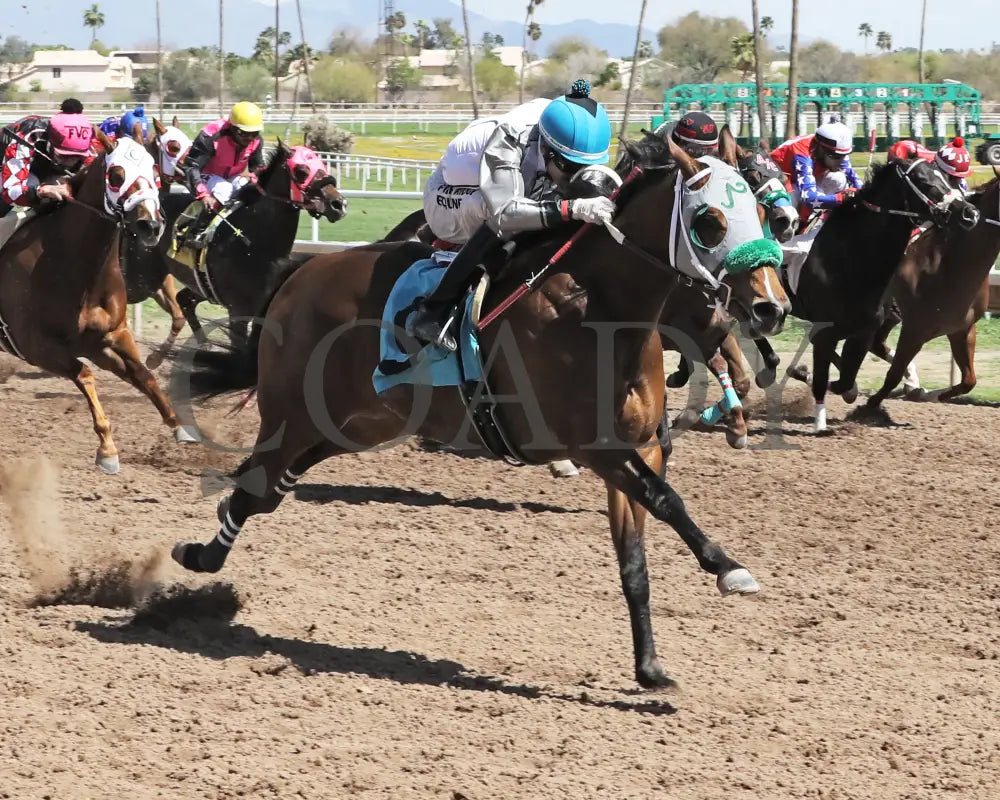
[[1, 352, 999, 800]]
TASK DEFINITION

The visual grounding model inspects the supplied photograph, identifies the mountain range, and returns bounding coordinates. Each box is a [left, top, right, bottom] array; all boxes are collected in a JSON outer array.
[[8, 0, 655, 59]]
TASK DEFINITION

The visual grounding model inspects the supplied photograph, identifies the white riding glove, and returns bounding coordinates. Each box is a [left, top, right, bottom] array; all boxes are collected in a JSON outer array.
[[569, 196, 616, 225]]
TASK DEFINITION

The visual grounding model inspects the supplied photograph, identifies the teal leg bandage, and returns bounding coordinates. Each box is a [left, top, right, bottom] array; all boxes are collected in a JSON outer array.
[[699, 371, 742, 426]]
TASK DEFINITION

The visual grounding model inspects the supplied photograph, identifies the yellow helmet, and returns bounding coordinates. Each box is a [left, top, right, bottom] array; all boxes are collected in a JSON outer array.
[[229, 101, 263, 133]]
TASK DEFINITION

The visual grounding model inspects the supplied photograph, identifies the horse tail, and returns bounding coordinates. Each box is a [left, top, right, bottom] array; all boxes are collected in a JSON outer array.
[[171, 251, 314, 400]]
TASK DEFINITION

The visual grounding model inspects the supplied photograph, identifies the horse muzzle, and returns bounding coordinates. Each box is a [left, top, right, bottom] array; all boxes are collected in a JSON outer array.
[[748, 298, 788, 337], [956, 201, 980, 231], [133, 215, 165, 247], [768, 206, 798, 243]]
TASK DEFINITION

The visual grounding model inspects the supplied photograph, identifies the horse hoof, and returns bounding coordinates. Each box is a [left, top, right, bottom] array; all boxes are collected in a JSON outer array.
[[903, 386, 925, 401], [174, 425, 202, 444], [755, 368, 776, 388], [216, 494, 231, 524], [718, 568, 760, 596], [636, 662, 679, 691], [96, 453, 120, 475], [840, 384, 859, 404], [787, 364, 810, 383], [726, 431, 748, 450], [548, 459, 580, 478], [145, 353, 164, 370]]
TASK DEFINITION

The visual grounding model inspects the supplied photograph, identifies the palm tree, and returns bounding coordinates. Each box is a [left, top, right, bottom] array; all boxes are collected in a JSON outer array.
[[731, 34, 755, 81], [520, 0, 543, 103], [415, 19, 430, 52], [876, 31, 892, 53], [83, 4, 104, 48], [751, 0, 769, 143], [785, 0, 799, 140], [760, 16, 774, 36], [620, 0, 649, 138], [858, 22, 874, 54], [460, 0, 478, 118], [155, 0, 163, 116], [295, 0, 315, 111], [918, 0, 927, 82]]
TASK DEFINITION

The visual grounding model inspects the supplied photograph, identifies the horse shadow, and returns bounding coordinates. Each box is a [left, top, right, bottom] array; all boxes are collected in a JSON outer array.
[[292, 483, 592, 516], [75, 615, 675, 716]]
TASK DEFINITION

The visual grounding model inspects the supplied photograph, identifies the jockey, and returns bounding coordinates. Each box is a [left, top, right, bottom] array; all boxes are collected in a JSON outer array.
[[177, 101, 264, 245], [59, 98, 84, 114], [655, 110, 720, 158], [0, 112, 94, 220], [410, 79, 614, 351], [117, 107, 150, 141], [771, 119, 863, 226], [887, 138, 935, 164], [935, 137, 971, 194]]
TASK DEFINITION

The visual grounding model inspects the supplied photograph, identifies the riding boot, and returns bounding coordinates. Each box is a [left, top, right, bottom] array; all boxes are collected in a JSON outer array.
[[409, 225, 503, 352]]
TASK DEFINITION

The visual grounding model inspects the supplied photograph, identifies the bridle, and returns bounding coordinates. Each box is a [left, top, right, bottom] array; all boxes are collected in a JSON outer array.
[[860, 159, 963, 225]]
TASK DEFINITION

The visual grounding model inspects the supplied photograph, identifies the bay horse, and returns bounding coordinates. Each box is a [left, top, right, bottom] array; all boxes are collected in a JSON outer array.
[[780, 159, 980, 432], [0, 134, 198, 473], [168, 133, 790, 688], [121, 137, 348, 359], [863, 176, 1000, 408]]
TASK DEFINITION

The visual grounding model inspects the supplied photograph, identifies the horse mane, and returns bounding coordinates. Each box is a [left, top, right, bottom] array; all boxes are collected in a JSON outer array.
[[67, 150, 106, 200], [970, 175, 1000, 198], [236, 145, 290, 204]]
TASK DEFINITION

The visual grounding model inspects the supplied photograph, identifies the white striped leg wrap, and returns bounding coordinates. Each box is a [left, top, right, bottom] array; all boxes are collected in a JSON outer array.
[[274, 469, 303, 496], [215, 511, 243, 550]]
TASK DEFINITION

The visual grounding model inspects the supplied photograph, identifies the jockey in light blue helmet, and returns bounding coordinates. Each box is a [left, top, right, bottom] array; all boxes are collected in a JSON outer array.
[[537, 79, 613, 168], [117, 107, 149, 141]]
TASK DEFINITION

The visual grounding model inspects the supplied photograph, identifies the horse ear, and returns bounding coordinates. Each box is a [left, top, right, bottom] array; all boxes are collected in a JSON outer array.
[[669, 133, 709, 188], [132, 120, 144, 145], [719, 125, 738, 167], [171, 115, 179, 128], [93, 126, 115, 154], [757, 136, 771, 153], [153, 117, 166, 136], [276, 137, 290, 154]]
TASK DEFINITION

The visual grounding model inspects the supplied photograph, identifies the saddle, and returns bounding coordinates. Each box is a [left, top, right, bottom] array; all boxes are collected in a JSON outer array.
[[168, 199, 245, 273]]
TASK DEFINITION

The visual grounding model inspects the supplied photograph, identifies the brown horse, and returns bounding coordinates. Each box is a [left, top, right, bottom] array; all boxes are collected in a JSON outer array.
[[169, 134, 789, 688], [0, 132, 198, 473], [865, 176, 1000, 408]]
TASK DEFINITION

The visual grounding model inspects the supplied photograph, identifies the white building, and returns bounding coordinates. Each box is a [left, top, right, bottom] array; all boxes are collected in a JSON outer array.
[[9, 49, 134, 94], [399, 46, 524, 91]]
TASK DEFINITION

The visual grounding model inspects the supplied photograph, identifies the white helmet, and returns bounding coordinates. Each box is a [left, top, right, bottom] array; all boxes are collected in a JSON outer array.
[[814, 121, 853, 155]]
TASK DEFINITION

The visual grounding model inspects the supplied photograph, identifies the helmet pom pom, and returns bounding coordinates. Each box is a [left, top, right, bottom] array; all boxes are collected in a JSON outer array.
[[952, 136, 965, 148], [569, 79, 592, 98]]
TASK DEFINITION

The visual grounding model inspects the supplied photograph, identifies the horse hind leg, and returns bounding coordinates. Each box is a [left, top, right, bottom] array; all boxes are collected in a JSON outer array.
[[144, 275, 187, 369], [699, 351, 748, 449], [72, 363, 120, 474], [935, 325, 977, 402], [88, 327, 200, 445], [810, 328, 837, 433], [173, 439, 344, 574], [176, 287, 207, 345]]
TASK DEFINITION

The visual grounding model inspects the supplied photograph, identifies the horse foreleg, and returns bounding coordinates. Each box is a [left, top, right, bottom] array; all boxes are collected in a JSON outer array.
[[867, 324, 926, 409], [176, 287, 207, 345], [89, 327, 200, 445], [720, 332, 751, 398], [604, 438, 674, 689], [753, 336, 781, 388], [665, 352, 692, 389], [829, 334, 867, 404], [145, 275, 186, 369], [936, 325, 978, 402], [810, 327, 838, 433], [72, 363, 120, 474], [869, 313, 899, 362], [589, 447, 757, 594], [699, 350, 748, 449]]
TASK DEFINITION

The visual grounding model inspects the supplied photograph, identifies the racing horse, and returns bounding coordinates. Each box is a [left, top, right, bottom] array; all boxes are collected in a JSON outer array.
[[0, 133, 198, 473], [781, 159, 980, 431], [169, 132, 789, 687], [121, 137, 348, 359]]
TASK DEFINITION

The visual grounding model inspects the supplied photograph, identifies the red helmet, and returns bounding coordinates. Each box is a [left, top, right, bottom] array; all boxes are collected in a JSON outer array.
[[936, 137, 971, 178]]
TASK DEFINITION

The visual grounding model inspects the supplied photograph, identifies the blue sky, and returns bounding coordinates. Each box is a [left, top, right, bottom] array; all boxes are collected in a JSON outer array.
[[463, 0, 1000, 54]]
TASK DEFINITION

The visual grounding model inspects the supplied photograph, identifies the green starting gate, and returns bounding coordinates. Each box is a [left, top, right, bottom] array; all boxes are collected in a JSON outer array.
[[652, 82, 983, 151]]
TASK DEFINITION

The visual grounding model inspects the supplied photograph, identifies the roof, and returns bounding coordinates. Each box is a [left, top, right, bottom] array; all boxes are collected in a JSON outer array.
[[408, 46, 523, 71], [31, 49, 109, 67]]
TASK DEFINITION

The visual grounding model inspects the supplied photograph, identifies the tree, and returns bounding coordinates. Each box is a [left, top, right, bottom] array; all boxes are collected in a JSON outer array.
[[431, 18, 459, 50], [858, 22, 873, 54], [918, 0, 927, 82], [595, 61, 620, 88], [83, 4, 105, 48], [162, 49, 216, 103], [760, 16, 774, 36], [876, 31, 892, 53], [228, 62, 270, 100], [620, 0, 648, 137], [460, 0, 478, 117], [657, 12, 749, 83], [253, 26, 292, 73], [637, 40, 653, 59], [751, 0, 768, 141], [482, 32, 505, 50], [799, 41, 861, 82], [529, 38, 608, 97], [132, 72, 154, 102], [329, 27, 369, 57], [731, 33, 755, 80], [475, 52, 517, 101], [311, 57, 376, 103], [520, 0, 544, 103], [414, 20, 430, 52], [384, 59, 422, 101], [785, 0, 799, 140]]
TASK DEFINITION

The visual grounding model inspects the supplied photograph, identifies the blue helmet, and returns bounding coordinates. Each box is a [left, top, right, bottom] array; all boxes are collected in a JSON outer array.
[[98, 115, 119, 137], [118, 107, 149, 139], [538, 79, 612, 166]]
